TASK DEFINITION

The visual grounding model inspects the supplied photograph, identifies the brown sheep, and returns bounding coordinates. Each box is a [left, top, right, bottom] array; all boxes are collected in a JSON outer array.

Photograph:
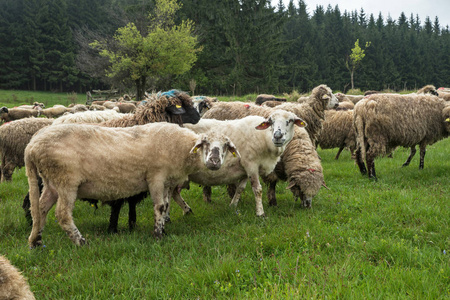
[[0, 255, 35, 300], [255, 94, 287, 105], [354, 93, 450, 179], [0, 107, 41, 123]]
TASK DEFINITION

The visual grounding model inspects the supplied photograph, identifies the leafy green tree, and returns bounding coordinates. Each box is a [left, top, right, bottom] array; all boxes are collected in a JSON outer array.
[[346, 39, 370, 90], [91, 0, 201, 99]]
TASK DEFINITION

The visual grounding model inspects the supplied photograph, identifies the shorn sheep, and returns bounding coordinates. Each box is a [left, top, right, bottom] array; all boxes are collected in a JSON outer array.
[[316, 109, 356, 160], [0, 118, 54, 182], [203, 103, 324, 208], [354, 93, 450, 179], [0, 255, 35, 300], [183, 110, 306, 216], [26, 123, 237, 247]]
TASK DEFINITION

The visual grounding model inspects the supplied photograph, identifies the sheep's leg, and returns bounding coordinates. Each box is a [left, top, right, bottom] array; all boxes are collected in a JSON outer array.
[[107, 199, 125, 234], [249, 175, 265, 217], [227, 184, 237, 199], [355, 147, 367, 175], [366, 157, 377, 180], [149, 183, 169, 238], [229, 178, 248, 208], [22, 177, 43, 226], [171, 189, 193, 215], [0, 160, 14, 182], [55, 189, 86, 246], [402, 146, 416, 167], [267, 180, 278, 207], [202, 186, 212, 203], [335, 147, 344, 160], [419, 144, 426, 169]]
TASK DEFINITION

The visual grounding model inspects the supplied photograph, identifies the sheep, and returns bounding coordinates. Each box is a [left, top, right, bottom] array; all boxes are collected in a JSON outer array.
[[0, 118, 54, 182], [25, 123, 237, 246], [259, 84, 338, 146], [203, 104, 324, 209], [417, 85, 450, 101], [183, 110, 306, 216], [0, 255, 35, 300], [336, 100, 355, 110], [353, 93, 450, 179], [444, 106, 450, 132], [52, 109, 124, 125], [18, 102, 45, 110], [116, 102, 136, 113], [261, 101, 284, 108], [317, 109, 356, 160], [255, 94, 287, 105], [19, 90, 201, 233], [335, 93, 364, 104], [0, 107, 41, 123], [89, 104, 106, 111], [40, 105, 68, 118], [192, 96, 218, 116]]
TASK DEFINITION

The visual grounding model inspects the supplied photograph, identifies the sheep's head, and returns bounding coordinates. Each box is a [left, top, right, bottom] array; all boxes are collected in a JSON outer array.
[[311, 85, 339, 109], [418, 84, 438, 96], [443, 105, 450, 133], [162, 90, 201, 125], [255, 110, 306, 147], [190, 133, 239, 171]]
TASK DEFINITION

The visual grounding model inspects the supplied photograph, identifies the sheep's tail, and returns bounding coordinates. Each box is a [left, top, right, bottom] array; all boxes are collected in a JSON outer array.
[[25, 157, 41, 246], [354, 111, 367, 162]]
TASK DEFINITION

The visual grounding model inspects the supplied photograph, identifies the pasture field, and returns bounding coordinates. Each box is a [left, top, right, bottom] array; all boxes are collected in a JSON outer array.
[[1, 137, 449, 299], [0, 90, 86, 108]]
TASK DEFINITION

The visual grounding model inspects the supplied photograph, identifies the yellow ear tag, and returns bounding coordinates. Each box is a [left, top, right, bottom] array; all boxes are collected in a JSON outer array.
[[176, 105, 182, 108], [232, 151, 236, 157], [193, 147, 198, 153], [446, 118, 450, 122]]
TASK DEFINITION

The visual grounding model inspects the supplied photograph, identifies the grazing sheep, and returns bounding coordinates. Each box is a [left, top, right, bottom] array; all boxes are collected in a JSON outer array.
[[0, 107, 41, 123], [418, 85, 450, 101], [335, 93, 364, 104], [255, 94, 287, 105], [261, 101, 284, 108], [89, 104, 106, 111], [116, 102, 136, 113], [0, 118, 54, 182], [336, 100, 354, 110], [353, 93, 450, 179], [183, 110, 306, 216], [26, 123, 236, 246], [0, 255, 35, 300], [18, 102, 45, 110], [317, 109, 356, 160], [203, 104, 324, 209]]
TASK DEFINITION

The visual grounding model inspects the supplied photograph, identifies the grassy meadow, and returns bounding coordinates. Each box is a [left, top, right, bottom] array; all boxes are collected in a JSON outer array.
[[0, 90, 449, 299]]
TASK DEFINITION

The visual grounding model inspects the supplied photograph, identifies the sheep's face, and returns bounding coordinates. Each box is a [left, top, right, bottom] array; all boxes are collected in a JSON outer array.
[[443, 106, 450, 133], [190, 133, 239, 171], [255, 111, 306, 147], [166, 103, 201, 125]]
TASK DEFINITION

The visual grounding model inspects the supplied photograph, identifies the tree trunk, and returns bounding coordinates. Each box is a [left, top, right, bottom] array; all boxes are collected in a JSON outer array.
[[351, 70, 354, 90], [135, 76, 146, 101]]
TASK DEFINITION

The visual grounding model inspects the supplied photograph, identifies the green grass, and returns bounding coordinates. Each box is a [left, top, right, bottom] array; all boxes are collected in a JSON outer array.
[[1, 137, 449, 299], [0, 90, 87, 108]]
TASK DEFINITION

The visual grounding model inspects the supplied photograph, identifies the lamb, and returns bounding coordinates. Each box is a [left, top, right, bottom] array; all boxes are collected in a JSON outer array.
[[26, 123, 237, 247], [0, 118, 54, 182], [255, 94, 287, 105], [0, 255, 35, 300], [203, 104, 324, 209], [317, 109, 356, 160], [183, 110, 306, 216], [353, 93, 450, 179], [0, 107, 41, 123]]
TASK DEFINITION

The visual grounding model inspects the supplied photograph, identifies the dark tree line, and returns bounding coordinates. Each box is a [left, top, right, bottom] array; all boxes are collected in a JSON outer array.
[[0, 0, 449, 95]]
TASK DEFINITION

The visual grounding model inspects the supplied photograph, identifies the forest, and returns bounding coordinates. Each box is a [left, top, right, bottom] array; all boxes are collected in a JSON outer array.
[[1, 0, 449, 95]]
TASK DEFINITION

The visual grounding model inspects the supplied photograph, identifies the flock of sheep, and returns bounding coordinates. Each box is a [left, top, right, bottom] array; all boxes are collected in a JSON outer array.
[[1, 85, 450, 298]]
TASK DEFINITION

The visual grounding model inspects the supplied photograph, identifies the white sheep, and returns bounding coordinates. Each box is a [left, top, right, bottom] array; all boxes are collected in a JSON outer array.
[[354, 93, 450, 179], [52, 109, 125, 125], [25, 122, 237, 246], [183, 110, 306, 216], [0, 255, 35, 300]]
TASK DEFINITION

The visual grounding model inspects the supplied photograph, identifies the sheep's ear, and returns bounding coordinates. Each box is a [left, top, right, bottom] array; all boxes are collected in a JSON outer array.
[[226, 140, 240, 158], [255, 121, 272, 130], [294, 118, 307, 127], [190, 136, 207, 154], [166, 104, 186, 115], [286, 181, 296, 190]]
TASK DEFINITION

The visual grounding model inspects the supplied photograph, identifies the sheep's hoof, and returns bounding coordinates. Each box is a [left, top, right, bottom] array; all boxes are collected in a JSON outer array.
[[301, 198, 312, 209], [29, 238, 43, 249], [77, 237, 87, 246], [164, 215, 171, 223], [154, 228, 166, 239], [184, 208, 194, 215], [268, 199, 278, 207], [257, 213, 266, 218]]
